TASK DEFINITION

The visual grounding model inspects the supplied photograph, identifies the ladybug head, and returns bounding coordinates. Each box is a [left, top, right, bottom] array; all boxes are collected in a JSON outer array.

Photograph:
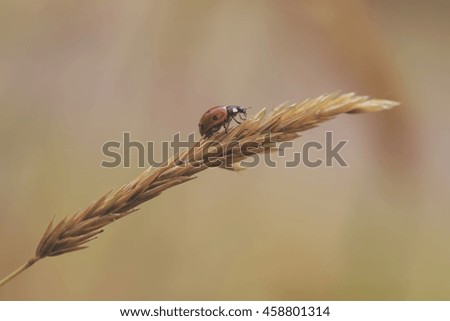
[[238, 106, 247, 116], [227, 105, 247, 118]]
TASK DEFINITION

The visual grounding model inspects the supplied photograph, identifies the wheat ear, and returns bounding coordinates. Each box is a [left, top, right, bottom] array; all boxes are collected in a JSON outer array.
[[0, 92, 398, 288]]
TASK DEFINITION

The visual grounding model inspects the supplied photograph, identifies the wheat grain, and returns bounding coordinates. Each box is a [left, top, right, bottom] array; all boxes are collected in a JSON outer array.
[[0, 92, 398, 288]]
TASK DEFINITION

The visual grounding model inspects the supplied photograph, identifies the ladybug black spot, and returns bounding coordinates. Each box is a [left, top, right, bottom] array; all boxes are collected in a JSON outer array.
[[212, 115, 218, 121]]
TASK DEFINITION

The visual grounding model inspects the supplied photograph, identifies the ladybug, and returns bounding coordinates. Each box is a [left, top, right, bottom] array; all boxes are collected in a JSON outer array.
[[198, 105, 247, 138]]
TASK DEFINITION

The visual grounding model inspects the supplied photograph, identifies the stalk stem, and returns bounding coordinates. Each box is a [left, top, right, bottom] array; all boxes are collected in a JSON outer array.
[[0, 257, 39, 288]]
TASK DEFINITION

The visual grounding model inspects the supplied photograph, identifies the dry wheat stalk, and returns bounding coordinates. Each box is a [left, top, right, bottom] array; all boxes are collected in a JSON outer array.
[[0, 92, 398, 288]]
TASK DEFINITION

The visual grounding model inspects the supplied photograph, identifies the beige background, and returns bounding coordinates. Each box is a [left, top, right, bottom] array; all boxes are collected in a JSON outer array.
[[0, 0, 449, 300]]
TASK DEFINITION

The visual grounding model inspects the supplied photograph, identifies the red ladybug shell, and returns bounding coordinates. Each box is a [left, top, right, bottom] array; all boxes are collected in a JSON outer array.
[[198, 106, 228, 137]]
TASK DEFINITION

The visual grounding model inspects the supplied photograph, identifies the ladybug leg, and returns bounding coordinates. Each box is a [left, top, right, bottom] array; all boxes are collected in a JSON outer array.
[[231, 115, 241, 124], [223, 122, 229, 133], [204, 130, 213, 138]]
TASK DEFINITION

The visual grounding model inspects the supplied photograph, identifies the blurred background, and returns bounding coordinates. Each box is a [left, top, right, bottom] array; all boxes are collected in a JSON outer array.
[[0, 0, 449, 300]]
